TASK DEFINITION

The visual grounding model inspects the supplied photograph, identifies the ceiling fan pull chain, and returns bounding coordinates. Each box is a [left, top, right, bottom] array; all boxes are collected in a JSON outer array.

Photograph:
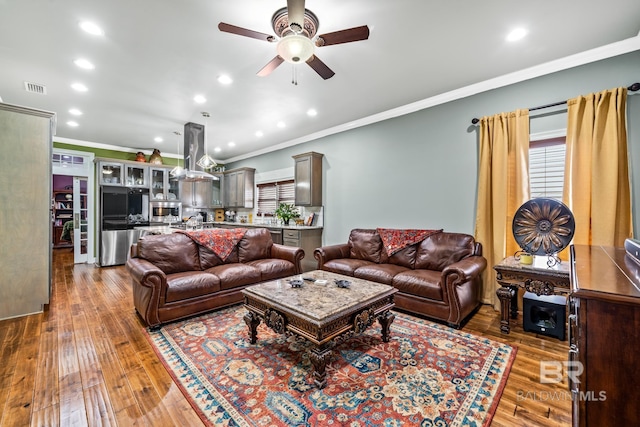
[[291, 66, 298, 85]]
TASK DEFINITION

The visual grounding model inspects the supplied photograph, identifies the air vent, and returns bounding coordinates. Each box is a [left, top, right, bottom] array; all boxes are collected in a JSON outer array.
[[24, 81, 47, 95]]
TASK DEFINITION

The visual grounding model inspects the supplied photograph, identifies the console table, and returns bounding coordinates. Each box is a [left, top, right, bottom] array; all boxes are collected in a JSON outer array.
[[494, 255, 570, 333]]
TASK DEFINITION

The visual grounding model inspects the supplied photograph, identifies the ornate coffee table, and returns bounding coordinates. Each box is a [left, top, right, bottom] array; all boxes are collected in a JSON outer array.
[[242, 270, 397, 389]]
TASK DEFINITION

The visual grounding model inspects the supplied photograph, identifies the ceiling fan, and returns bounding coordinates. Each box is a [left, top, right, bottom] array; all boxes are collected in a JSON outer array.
[[218, 0, 370, 80]]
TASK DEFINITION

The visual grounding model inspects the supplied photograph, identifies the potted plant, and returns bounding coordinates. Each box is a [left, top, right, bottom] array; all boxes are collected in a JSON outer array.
[[274, 203, 300, 225]]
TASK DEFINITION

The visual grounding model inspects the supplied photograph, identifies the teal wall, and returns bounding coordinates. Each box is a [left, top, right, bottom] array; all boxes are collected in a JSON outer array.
[[227, 51, 640, 246]]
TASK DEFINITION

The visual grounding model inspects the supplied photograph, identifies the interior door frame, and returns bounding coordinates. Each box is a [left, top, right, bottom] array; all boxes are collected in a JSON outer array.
[[52, 148, 95, 264]]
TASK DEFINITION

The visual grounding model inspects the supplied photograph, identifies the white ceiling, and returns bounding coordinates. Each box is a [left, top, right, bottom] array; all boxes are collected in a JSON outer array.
[[1, 0, 639, 162]]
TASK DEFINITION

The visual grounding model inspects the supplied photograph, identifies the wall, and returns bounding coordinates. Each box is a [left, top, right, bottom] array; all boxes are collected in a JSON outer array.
[[227, 51, 640, 246]]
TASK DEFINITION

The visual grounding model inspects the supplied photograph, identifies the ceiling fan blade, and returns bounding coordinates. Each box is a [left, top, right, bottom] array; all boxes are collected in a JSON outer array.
[[306, 55, 335, 80], [316, 25, 370, 46], [257, 56, 285, 77], [287, 0, 306, 32], [218, 22, 275, 42]]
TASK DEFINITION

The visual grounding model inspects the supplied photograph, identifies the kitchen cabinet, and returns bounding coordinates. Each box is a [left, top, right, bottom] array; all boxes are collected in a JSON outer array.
[[150, 167, 179, 201], [180, 175, 223, 209], [0, 103, 54, 320], [569, 245, 640, 427], [98, 161, 124, 185], [282, 228, 323, 272], [293, 152, 323, 206], [224, 167, 255, 208], [125, 163, 148, 187], [98, 160, 149, 187]]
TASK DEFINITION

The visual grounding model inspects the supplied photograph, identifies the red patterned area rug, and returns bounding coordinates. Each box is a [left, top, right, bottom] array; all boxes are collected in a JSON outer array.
[[146, 306, 516, 426]]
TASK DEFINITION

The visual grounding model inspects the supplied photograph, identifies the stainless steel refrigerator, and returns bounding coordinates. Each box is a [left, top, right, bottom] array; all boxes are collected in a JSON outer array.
[[99, 186, 149, 266]]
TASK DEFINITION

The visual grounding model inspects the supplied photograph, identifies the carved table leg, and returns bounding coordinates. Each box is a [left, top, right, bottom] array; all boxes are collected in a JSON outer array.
[[243, 311, 261, 344], [378, 310, 395, 343], [496, 285, 516, 334], [510, 285, 519, 319], [309, 346, 331, 389]]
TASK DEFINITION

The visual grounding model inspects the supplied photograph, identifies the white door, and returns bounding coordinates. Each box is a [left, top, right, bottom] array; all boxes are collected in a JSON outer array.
[[52, 149, 95, 264], [73, 177, 89, 263]]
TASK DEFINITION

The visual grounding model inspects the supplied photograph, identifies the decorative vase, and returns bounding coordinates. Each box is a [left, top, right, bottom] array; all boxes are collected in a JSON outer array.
[[135, 151, 147, 162], [149, 149, 163, 165], [284, 219, 290, 225]]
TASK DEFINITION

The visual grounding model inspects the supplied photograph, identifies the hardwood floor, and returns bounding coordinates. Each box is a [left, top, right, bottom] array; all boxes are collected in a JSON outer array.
[[0, 249, 571, 426]]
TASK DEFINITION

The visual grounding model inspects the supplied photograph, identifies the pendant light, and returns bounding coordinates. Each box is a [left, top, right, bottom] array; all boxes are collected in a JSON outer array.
[[196, 112, 217, 170], [170, 131, 185, 177]]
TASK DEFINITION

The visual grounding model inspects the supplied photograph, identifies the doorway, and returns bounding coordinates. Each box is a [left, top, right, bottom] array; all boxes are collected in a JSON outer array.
[[52, 149, 95, 264]]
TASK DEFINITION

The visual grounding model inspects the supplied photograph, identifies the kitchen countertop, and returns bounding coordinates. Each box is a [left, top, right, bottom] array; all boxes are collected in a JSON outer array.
[[135, 222, 322, 235]]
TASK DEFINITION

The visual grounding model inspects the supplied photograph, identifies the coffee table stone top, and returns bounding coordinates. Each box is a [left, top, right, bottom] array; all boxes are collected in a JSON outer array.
[[243, 270, 396, 321]]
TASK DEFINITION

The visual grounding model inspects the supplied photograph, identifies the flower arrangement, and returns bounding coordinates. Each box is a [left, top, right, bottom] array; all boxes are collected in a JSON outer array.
[[274, 203, 300, 225]]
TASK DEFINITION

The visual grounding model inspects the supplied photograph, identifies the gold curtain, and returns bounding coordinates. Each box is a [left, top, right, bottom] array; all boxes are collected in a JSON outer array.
[[563, 87, 632, 246], [475, 109, 530, 308]]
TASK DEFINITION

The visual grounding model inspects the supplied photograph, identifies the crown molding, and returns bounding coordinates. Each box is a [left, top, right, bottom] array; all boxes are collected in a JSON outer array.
[[225, 35, 640, 163]]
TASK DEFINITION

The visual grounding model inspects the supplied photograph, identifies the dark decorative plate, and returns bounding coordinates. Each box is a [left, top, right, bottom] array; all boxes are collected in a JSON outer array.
[[512, 198, 575, 255], [334, 279, 351, 288], [289, 279, 304, 288]]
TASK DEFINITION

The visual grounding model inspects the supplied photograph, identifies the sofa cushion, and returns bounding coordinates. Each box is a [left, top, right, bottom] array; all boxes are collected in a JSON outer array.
[[165, 271, 220, 303], [323, 258, 375, 276], [246, 259, 296, 281], [200, 245, 239, 270], [238, 228, 273, 262], [205, 263, 261, 290], [392, 270, 443, 301], [380, 244, 417, 269], [354, 264, 410, 285], [348, 229, 383, 263], [138, 233, 201, 274], [415, 232, 475, 271]]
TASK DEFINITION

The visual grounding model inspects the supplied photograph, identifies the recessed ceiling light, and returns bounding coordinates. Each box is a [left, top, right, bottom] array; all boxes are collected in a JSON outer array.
[[277, 121, 286, 128], [506, 28, 527, 42], [194, 94, 207, 104], [71, 83, 88, 92], [307, 109, 318, 117], [69, 108, 83, 116], [154, 137, 163, 143], [79, 21, 104, 36], [74, 58, 95, 70], [228, 141, 236, 147], [214, 147, 221, 153], [255, 131, 263, 138], [67, 121, 79, 127], [217, 75, 233, 85]]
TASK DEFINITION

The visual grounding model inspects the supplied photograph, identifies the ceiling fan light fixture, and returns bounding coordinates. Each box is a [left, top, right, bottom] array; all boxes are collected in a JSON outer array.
[[277, 34, 314, 63]]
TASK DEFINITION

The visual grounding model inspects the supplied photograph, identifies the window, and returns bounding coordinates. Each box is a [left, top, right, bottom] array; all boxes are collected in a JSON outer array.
[[529, 137, 566, 200], [257, 180, 295, 216]]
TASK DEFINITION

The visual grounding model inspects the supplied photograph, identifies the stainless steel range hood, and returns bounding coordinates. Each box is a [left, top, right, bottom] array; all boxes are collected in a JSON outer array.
[[178, 121, 217, 181]]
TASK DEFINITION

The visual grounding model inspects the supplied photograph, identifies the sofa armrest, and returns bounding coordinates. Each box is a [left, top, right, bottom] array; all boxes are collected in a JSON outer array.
[[314, 243, 350, 269], [126, 257, 167, 328], [271, 243, 305, 274], [442, 255, 487, 286]]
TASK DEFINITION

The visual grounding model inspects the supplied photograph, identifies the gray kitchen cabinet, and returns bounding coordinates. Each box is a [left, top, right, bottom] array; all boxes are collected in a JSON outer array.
[[0, 103, 54, 320], [282, 228, 323, 272], [223, 167, 255, 208], [179, 173, 223, 209], [293, 152, 323, 206]]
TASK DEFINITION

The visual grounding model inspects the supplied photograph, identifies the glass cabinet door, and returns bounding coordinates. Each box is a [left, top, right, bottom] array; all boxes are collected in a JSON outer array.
[[150, 168, 167, 200], [99, 162, 123, 185], [126, 164, 148, 187]]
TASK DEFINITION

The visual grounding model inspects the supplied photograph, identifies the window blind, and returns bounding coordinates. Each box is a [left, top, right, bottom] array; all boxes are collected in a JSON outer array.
[[529, 139, 566, 201], [257, 180, 295, 215]]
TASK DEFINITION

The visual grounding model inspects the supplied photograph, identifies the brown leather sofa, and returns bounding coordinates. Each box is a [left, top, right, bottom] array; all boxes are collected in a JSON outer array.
[[126, 228, 304, 328], [314, 229, 487, 328]]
